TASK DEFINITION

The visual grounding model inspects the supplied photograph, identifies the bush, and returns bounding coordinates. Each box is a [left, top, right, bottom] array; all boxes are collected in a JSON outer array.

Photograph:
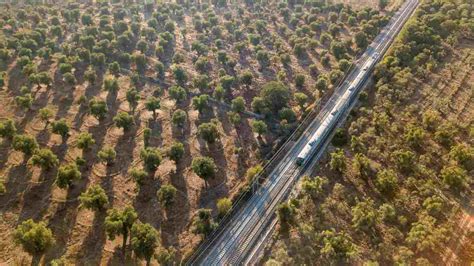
[[89, 98, 108, 120], [231, 96, 246, 113], [77, 132, 95, 150], [192, 209, 217, 237], [332, 128, 348, 146], [140, 147, 162, 172], [131, 222, 159, 266], [56, 163, 81, 189], [79, 185, 109, 211], [295, 74, 305, 88], [14, 219, 54, 257], [192, 156, 217, 186], [113, 112, 134, 132], [198, 122, 220, 144], [0, 119, 17, 139], [260, 81, 291, 113], [51, 119, 70, 139], [168, 142, 185, 163], [30, 148, 59, 171], [169, 86, 187, 103], [12, 134, 38, 157], [97, 146, 116, 165], [157, 184, 177, 208], [217, 197, 232, 218], [251, 120, 268, 137]]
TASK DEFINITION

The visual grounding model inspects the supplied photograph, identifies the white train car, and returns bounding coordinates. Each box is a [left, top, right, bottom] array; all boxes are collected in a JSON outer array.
[[296, 56, 377, 166]]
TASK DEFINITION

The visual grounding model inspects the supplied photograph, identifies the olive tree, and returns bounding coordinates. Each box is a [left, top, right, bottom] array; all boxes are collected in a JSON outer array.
[[13, 219, 54, 263], [104, 206, 138, 254], [145, 96, 160, 118], [157, 184, 177, 208], [192, 156, 217, 188], [13, 134, 38, 157], [140, 147, 162, 172], [79, 184, 109, 212], [131, 222, 159, 266], [198, 122, 220, 144], [30, 148, 59, 171]]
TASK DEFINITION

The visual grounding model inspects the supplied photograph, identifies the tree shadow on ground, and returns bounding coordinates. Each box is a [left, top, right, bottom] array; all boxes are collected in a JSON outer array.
[[76, 211, 107, 265]]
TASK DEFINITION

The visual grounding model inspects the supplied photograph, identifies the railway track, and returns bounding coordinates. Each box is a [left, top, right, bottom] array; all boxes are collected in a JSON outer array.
[[187, 0, 419, 264]]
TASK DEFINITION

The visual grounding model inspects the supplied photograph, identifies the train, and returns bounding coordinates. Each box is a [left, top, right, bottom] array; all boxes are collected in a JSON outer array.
[[296, 53, 379, 166]]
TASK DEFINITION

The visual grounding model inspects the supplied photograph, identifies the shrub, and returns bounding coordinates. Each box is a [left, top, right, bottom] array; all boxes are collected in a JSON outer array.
[[56, 163, 81, 189], [113, 112, 134, 132], [79, 185, 109, 211], [30, 148, 59, 171], [0, 119, 17, 139], [13, 219, 54, 257], [157, 184, 177, 208], [13, 134, 38, 157], [192, 157, 217, 186], [168, 142, 185, 163], [140, 147, 162, 172], [97, 146, 116, 165]]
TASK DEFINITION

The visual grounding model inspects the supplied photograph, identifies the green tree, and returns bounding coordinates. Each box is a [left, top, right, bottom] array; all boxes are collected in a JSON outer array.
[[38, 107, 53, 129], [104, 206, 138, 254], [56, 163, 81, 189], [251, 120, 268, 137], [140, 147, 162, 172], [198, 122, 220, 144], [126, 88, 140, 113], [13, 219, 54, 262], [131, 222, 159, 266], [129, 167, 148, 187], [168, 142, 185, 163], [113, 111, 134, 132], [217, 197, 232, 218], [192, 208, 217, 237], [354, 31, 368, 49], [0, 119, 17, 139], [79, 184, 109, 211], [51, 119, 70, 140], [231, 96, 246, 113], [97, 146, 116, 165], [392, 149, 416, 173], [103, 77, 119, 92], [172, 109, 187, 128], [406, 214, 448, 253], [301, 175, 328, 200], [168, 86, 187, 103], [13, 134, 38, 157], [440, 165, 469, 191], [320, 229, 357, 261], [330, 149, 346, 173], [294, 93, 308, 110], [240, 70, 253, 88], [192, 156, 217, 187], [145, 96, 160, 118], [89, 98, 108, 120], [351, 198, 377, 231], [157, 184, 177, 208], [172, 65, 188, 85], [260, 81, 291, 113], [449, 143, 473, 169], [375, 169, 399, 197], [379, 0, 389, 10], [192, 94, 210, 114], [30, 148, 59, 171], [77, 132, 95, 151]]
